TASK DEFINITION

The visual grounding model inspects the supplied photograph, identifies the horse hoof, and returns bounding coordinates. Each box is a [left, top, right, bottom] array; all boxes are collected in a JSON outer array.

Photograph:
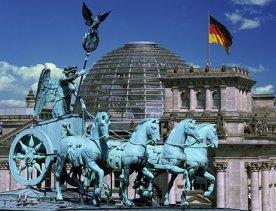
[[204, 191, 211, 197], [124, 200, 134, 207], [56, 193, 63, 201], [92, 199, 100, 206], [181, 201, 189, 206], [164, 200, 170, 206]]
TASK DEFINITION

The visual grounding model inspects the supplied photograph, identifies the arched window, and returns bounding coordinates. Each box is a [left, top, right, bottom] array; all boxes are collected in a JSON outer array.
[[212, 90, 221, 108], [196, 91, 205, 108], [181, 91, 190, 108]]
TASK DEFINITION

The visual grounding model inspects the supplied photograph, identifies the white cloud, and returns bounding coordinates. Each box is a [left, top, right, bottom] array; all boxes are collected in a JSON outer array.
[[0, 74, 16, 91], [0, 61, 62, 102], [187, 62, 200, 68], [225, 11, 261, 30], [253, 85, 274, 94], [246, 64, 266, 73], [226, 63, 267, 73], [231, 0, 272, 6], [0, 100, 26, 107], [0, 61, 63, 97], [225, 12, 243, 24], [239, 18, 260, 29], [12, 62, 63, 81]]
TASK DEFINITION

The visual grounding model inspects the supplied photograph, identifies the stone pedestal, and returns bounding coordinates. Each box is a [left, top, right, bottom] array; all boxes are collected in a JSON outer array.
[[213, 161, 227, 208]]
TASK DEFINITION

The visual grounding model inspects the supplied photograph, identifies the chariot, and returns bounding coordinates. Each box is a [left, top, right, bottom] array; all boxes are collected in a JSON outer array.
[[8, 114, 84, 186]]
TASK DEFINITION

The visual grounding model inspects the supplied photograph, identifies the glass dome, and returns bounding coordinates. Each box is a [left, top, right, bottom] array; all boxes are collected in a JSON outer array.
[[80, 41, 190, 120]]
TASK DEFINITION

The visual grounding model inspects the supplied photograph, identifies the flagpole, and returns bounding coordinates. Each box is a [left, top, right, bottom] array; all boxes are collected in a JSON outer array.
[[208, 10, 211, 67]]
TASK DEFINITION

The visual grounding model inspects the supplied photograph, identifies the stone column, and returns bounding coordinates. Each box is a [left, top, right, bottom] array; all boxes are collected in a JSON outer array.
[[273, 162, 276, 211], [261, 161, 272, 211], [205, 86, 212, 113], [245, 162, 261, 211], [171, 87, 179, 112], [220, 85, 227, 112], [189, 86, 196, 112], [247, 92, 252, 112], [214, 161, 228, 208]]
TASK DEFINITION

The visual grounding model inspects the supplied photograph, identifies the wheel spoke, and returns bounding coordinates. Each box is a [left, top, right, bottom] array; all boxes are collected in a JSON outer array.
[[34, 142, 42, 152], [13, 153, 25, 160], [27, 166, 33, 180], [33, 162, 42, 174], [19, 163, 26, 173], [28, 135, 34, 148], [19, 141, 27, 152], [34, 155, 46, 160]]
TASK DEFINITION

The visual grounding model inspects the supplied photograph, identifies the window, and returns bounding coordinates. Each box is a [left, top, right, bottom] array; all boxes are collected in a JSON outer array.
[[212, 90, 221, 108], [181, 91, 190, 108], [196, 91, 205, 108]]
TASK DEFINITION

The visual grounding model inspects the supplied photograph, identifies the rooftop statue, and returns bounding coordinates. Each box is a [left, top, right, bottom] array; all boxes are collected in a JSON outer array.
[[33, 66, 88, 118], [81, 2, 111, 53]]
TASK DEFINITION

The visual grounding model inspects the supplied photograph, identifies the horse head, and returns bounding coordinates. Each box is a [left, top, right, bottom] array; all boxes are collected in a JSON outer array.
[[90, 112, 110, 141], [145, 119, 160, 145], [205, 124, 219, 149], [131, 118, 160, 146], [182, 118, 202, 143]]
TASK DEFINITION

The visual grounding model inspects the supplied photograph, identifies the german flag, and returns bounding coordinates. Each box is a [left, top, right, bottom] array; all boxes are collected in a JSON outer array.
[[209, 15, 233, 54]]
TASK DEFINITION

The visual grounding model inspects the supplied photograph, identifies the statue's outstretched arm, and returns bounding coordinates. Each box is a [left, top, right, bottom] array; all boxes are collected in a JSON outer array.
[[60, 69, 88, 83]]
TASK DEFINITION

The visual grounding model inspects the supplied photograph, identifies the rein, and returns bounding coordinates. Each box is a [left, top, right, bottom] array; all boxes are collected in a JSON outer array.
[[166, 140, 213, 149]]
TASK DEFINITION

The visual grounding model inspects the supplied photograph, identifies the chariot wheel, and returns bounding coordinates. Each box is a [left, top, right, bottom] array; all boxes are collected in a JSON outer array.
[[8, 128, 54, 186]]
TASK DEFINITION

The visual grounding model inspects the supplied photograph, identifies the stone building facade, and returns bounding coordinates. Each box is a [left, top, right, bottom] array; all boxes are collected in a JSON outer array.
[[160, 66, 276, 210]]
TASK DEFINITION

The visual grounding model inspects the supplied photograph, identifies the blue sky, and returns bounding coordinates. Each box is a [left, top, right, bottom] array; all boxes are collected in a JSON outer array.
[[0, 0, 275, 107]]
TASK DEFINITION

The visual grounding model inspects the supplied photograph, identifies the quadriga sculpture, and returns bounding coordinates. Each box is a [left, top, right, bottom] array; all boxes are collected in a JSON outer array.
[[181, 123, 218, 205], [107, 118, 160, 206], [55, 112, 110, 205]]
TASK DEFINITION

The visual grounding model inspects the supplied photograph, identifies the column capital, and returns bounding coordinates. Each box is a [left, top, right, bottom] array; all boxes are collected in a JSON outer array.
[[213, 161, 228, 172], [245, 161, 261, 172], [0, 160, 9, 170], [260, 161, 273, 171], [188, 85, 195, 89], [204, 85, 211, 89]]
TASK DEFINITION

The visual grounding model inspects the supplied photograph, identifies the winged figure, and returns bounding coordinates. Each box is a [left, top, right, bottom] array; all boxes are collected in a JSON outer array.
[[82, 2, 111, 31], [34, 66, 87, 118]]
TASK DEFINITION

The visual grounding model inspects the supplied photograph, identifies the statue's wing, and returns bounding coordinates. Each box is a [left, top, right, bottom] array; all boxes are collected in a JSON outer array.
[[82, 2, 93, 26], [98, 10, 111, 22], [34, 68, 57, 116]]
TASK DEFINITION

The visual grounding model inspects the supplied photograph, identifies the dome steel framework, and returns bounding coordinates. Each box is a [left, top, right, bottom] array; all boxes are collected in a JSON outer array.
[[80, 41, 190, 120]]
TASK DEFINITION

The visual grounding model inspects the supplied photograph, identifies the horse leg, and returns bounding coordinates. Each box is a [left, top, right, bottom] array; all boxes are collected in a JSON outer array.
[[180, 169, 189, 206], [55, 153, 66, 201], [86, 161, 104, 206], [181, 167, 195, 205], [141, 167, 154, 199], [120, 167, 133, 206], [203, 170, 215, 197], [133, 170, 143, 189], [164, 173, 177, 206]]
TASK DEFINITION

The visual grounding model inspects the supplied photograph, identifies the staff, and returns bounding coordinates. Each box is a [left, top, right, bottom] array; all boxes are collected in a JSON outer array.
[[73, 2, 111, 112]]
